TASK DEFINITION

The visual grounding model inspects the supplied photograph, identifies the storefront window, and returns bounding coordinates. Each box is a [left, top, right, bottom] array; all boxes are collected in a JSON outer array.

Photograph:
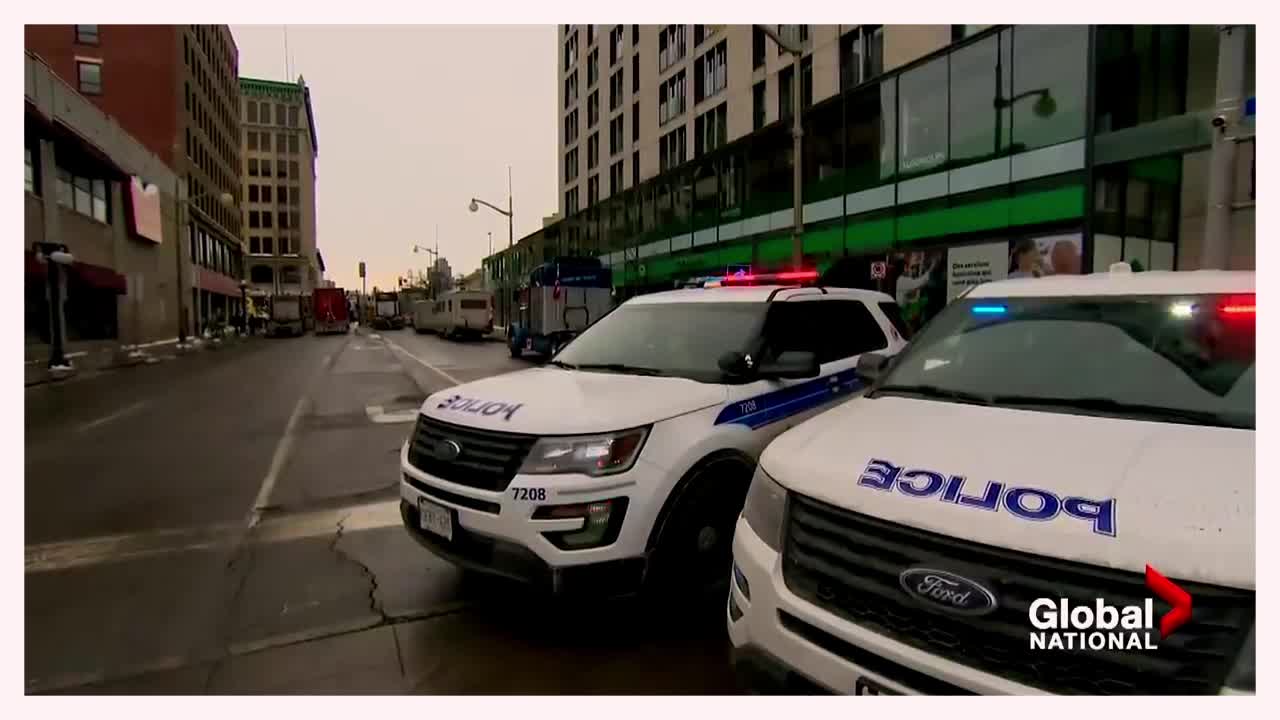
[[844, 80, 896, 191], [898, 57, 948, 176], [949, 32, 1012, 165], [803, 97, 845, 202], [1010, 25, 1088, 152]]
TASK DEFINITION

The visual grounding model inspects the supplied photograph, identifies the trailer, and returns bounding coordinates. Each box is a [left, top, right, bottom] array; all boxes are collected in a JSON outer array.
[[312, 287, 350, 335], [267, 294, 305, 338], [371, 291, 403, 330], [508, 257, 613, 359], [413, 289, 494, 339]]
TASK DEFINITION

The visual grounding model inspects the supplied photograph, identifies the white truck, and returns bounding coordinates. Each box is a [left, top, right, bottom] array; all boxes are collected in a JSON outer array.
[[398, 274, 909, 598], [267, 294, 305, 338], [413, 290, 494, 339], [728, 266, 1256, 695]]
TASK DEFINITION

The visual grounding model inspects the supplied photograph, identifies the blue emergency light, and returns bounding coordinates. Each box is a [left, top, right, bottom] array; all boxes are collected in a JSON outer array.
[[971, 304, 1008, 315]]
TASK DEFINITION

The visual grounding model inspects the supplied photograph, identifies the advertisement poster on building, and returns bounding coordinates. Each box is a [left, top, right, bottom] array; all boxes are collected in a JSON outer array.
[[1009, 233, 1083, 279], [884, 249, 947, 333], [947, 241, 1008, 301]]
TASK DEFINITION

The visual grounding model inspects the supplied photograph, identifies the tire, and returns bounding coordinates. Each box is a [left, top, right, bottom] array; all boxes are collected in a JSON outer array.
[[646, 455, 754, 601], [509, 343, 522, 359]]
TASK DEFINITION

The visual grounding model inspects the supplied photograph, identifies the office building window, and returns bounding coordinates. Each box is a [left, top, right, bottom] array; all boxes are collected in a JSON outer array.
[[276, 132, 287, 153], [75, 25, 99, 45], [658, 70, 686, 125], [247, 131, 258, 151], [694, 25, 705, 47], [632, 24, 639, 45], [753, 80, 767, 130], [633, 150, 640, 187], [1095, 25, 1188, 133], [610, 160, 624, 196], [288, 105, 300, 127], [632, 53, 640, 93], [25, 146, 38, 195], [588, 91, 600, 128], [289, 134, 299, 154], [802, 55, 813, 109], [610, 115, 624, 156], [248, 158, 259, 176], [277, 161, 287, 178], [658, 25, 686, 73], [564, 109, 579, 144], [610, 25, 624, 66], [290, 211, 300, 229], [777, 25, 809, 54], [587, 175, 599, 206], [261, 158, 272, 177], [565, 186, 579, 215], [262, 211, 273, 229], [249, 210, 260, 228], [632, 101, 640, 141], [695, 103, 727, 157], [280, 236, 291, 255], [587, 25, 596, 46], [290, 185, 300, 205], [564, 29, 578, 71], [262, 236, 273, 255], [695, 40, 727, 103], [588, 48, 600, 88], [588, 132, 599, 170], [949, 31, 1011, 164], [249, 185, 259, 202], [753, 27, 766, 69], [610, 69, 624, 111], [1011, 25, 1088, 150], [564, 71, 578, 109], [261, 132, 271, 151], [659, 126, 687, 173], [778, 66, 794, 121], [841, 25, 885, 90], [278, 211, 289, 230], [250, 236, 261, 254], [55, 168, 109, 223], [275, 103, 286, 126], [77, 61, 102, 95], [898, 56, 949, 175], [565, 147, 579, 182], [289, 161, 299, 179]]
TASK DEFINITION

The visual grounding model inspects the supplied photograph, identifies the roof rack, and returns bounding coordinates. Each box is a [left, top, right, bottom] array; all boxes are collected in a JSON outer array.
[[766, 285, 828, 303]]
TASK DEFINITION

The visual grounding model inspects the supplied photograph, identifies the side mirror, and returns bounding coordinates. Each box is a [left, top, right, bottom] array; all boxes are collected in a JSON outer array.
[[855, 352, 892, 384], [757, 351, 819, 380]]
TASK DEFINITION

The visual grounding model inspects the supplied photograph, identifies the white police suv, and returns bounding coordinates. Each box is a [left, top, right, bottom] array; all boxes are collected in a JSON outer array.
[[728, 266, 1255, 695], [399, 277, 908, 596]]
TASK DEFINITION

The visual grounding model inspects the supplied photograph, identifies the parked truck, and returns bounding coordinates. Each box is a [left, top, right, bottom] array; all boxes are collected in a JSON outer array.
[[372, 291, 403, 330], [312, 287, 351, 335], [268, 294, 305, 337], [508, 257, 613, 359]]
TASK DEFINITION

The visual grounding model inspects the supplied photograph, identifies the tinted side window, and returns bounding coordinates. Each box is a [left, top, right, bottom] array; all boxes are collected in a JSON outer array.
[[827, 301, 889, 361], [878, 300, 912, 340]]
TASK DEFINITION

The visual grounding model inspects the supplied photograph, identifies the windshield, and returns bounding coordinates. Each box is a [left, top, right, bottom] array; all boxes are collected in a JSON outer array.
[[554, 301, 766, 382], [876, 294, 1255, 429]]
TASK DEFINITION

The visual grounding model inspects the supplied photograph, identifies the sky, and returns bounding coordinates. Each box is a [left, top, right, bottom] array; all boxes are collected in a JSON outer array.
[[230, 25, 558, 293]]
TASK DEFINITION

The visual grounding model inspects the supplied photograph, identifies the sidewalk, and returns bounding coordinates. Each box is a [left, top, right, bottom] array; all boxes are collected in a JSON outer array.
[[24, 331, 259, 387]]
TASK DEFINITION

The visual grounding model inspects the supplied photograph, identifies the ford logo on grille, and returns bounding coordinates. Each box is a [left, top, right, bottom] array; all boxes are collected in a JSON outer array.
[[899, 567, 998, 616], [434, 439, 462, 461]]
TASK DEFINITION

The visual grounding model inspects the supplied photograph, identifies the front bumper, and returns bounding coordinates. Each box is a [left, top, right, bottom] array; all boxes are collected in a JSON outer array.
[[726, 517, 1037, 695], [399, 442, 660, 596]]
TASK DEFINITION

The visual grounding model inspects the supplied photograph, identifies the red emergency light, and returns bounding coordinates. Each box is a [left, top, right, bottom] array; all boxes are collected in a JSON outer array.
[[720, 270, 819, 285], [1219, 294, 1256, 318]]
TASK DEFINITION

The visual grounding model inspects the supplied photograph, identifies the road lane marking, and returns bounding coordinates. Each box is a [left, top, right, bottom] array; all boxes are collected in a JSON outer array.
[[77, 401, 147, 432], [365, 405, 420, 424], [380, 335, 463, 386], [26, 499, 404, 574]]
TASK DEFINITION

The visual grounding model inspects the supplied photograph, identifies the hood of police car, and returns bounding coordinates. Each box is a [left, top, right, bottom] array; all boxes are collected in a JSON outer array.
[[420, 366, 728, 435], [762, 396, 1255, 589]]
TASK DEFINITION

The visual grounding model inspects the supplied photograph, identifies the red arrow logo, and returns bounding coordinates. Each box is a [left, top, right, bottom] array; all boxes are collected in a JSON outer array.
[[1146, 564, 1192, 639]]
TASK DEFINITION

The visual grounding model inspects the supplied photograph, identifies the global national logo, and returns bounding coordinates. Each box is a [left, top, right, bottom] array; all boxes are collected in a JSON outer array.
[[1028, 565, 1192, 651]]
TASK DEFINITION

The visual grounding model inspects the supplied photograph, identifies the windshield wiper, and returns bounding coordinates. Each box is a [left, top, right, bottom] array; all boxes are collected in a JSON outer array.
[[989, 395, 1254, 429], [546, 360, 577, 370], [872, 384, 993, 406], [573, 363, 667, 377]]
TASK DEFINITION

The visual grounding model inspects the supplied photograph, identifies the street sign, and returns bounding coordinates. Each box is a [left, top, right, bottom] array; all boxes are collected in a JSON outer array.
[[358, 261, 366, 278], [871, 261, 887, 279]]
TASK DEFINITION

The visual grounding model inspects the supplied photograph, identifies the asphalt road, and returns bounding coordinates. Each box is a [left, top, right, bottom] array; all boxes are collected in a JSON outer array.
[[24, 327, 738, 694]]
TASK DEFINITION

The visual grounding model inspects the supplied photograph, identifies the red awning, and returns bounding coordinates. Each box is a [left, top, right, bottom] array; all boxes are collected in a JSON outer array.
[[69, 261, 127, 293], [197, 267, 244, 298]]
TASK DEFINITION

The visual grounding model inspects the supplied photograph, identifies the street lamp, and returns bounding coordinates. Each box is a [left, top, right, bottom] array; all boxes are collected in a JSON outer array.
[[34, 242, 74, 370], [469, 166, 514, 326], [413, 244, 439, 298], [755, 25, 804, 269], [174, 186, 234, 347]]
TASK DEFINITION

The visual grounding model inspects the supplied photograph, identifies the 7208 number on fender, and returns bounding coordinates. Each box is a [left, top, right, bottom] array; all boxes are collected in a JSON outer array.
[[511, 487, 547, 501]]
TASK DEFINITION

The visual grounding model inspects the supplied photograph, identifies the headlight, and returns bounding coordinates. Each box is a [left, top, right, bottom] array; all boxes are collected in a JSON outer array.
[[1224, 624, 1255, 693], [518, 427, 649, 477], [742, 466, 787, 553]]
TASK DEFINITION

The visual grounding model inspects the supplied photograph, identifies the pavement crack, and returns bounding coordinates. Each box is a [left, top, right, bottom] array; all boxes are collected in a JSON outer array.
[[329, 513, 389, 625]]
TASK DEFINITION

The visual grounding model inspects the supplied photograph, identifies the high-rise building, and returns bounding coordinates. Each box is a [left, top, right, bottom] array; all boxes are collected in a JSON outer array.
[[25, 24, 247, 335], [239, 76, 320, 297], [487, 24, 1254, 331]]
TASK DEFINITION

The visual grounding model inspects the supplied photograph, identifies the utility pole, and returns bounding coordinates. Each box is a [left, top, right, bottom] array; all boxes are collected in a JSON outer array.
[[756, 25, 804, 269], [1201, 25, 1250, 270]]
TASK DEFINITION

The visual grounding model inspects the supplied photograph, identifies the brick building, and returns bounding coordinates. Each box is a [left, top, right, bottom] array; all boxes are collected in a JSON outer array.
[[25, 24, 247, 335]]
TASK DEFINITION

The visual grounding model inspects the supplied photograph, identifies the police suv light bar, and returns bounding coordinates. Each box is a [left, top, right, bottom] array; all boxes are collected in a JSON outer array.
[[720, 270, 819, 285]]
